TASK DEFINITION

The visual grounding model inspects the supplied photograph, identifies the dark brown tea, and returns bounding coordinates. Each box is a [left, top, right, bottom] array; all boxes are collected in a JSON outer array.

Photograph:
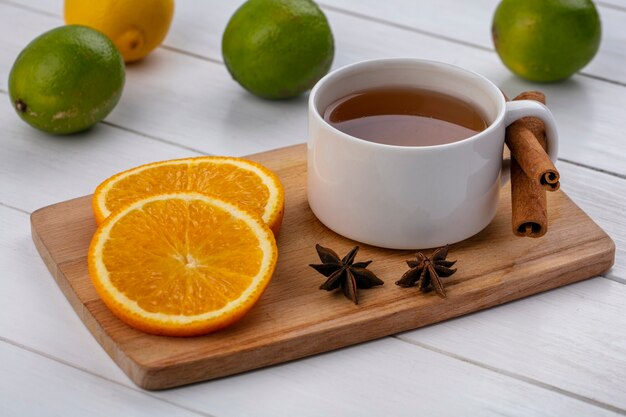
[[323, 87, 487, 146]]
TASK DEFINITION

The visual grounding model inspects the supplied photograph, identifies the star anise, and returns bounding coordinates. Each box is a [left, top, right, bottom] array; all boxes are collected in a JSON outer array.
[[309, 244, 384, 304], [395, 245, 457, 298]]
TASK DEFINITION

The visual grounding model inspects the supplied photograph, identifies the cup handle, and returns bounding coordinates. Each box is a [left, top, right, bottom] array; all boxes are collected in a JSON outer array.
[[501, 100, 559, 186]]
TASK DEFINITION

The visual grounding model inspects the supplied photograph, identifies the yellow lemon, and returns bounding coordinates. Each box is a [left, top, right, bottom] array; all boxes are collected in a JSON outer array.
[[64, 0, 175, 63]]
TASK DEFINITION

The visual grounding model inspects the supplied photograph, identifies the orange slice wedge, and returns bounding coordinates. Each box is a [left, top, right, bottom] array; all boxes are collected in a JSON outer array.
[[92, 156, 285, 235], [88, 192, 278, 336]]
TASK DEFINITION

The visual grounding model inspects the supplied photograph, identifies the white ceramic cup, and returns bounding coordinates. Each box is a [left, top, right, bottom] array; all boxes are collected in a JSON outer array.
[[307, 58, 558, 249]]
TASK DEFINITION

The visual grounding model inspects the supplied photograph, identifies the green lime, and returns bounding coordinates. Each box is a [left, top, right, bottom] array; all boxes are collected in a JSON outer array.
[[492, 0, 601, 82], [222, 0, 334, 99], [9, 25, 125, 134]]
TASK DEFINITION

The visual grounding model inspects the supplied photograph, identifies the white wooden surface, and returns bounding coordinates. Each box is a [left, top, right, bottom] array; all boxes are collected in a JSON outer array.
[[1, 1, 625, 415]]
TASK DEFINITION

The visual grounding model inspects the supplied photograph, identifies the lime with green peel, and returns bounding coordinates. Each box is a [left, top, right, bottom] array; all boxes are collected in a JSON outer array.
[[492, 0, 601, 82], [222, 0, 334, 99], [9, 25, 125, 134]]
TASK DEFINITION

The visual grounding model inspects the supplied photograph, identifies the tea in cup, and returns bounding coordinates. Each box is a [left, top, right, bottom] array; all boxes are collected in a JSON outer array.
[[307, 58, 558, 249]]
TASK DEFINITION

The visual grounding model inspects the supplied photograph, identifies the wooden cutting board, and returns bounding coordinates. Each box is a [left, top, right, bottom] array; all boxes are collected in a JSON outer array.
[[31, 143, 615, 390]]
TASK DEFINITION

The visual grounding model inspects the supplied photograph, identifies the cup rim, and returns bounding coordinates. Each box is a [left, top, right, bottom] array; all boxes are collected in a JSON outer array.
[[309, 58, 507, 151]]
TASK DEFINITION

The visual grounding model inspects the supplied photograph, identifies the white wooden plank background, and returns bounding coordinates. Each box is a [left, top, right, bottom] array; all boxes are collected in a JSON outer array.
[[1, 1, 625, 416], [0, 343, 203, 417], [5, 1, 626, 175]]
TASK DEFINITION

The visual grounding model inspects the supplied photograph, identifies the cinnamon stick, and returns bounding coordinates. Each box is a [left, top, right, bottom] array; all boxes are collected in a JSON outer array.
[[507, 91, 553, 238], [505, 91, 560, 192]]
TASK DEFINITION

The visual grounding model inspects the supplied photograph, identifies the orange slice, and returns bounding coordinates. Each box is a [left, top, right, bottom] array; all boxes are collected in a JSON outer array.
[[92, 156, 285, 235], [88, 192, 278, 336]]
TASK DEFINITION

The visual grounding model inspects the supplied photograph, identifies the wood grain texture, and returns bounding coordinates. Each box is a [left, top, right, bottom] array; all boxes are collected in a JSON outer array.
[[0, 205, 133, 384], [2, 160, 625, 414], [30, 144, 614, 389], [0, 1, 623, 413]]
